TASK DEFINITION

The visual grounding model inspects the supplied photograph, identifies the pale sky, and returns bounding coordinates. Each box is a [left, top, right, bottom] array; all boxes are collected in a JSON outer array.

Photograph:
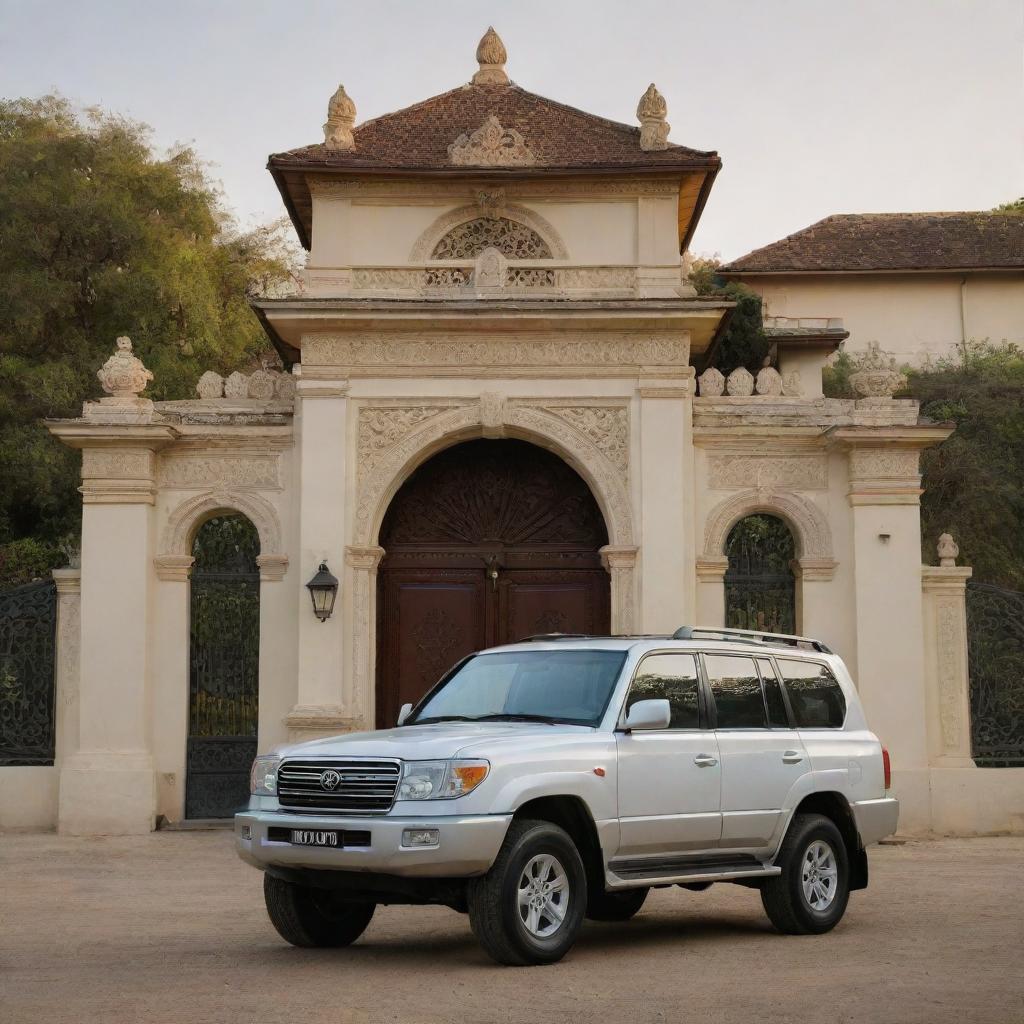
[[2, 0, 1022, 260]]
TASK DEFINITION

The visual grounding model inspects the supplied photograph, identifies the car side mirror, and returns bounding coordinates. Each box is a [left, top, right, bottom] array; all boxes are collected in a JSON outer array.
[[624, 698, 671, 732], [397, 703, 413, 726]]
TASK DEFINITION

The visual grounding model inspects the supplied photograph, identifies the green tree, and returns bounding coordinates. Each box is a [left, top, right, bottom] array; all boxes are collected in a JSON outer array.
[[905, 342, 1024, 588], [689, 257, 770, 373], [0, 96, 297, 583]]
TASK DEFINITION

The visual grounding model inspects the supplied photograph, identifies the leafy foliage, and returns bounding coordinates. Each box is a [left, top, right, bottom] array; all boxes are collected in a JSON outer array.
[[690, 258, 771, 373], [0, 96, 297, 583], [992, 197, 1024, 214], [905, 342, 1024, 588]]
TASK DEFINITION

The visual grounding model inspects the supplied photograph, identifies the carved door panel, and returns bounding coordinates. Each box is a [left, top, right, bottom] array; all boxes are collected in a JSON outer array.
[[498, 570, 610, 645], [377, 570, 487, 728]]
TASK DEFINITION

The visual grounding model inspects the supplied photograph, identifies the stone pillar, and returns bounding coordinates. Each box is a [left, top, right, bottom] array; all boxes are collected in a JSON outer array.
[[600, 545, 639, 634], [638, 384, 693, 633], [346, 545, 385, 729], [52, 568, 82, 769], [695, 557, 727, 628], [287, 375, 351, 740], [921, 560, 974, 768], [792, 559, 838, 642]]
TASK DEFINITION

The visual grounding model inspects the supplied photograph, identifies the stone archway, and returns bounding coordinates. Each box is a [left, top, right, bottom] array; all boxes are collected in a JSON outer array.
[[373, 439, 611, 728]]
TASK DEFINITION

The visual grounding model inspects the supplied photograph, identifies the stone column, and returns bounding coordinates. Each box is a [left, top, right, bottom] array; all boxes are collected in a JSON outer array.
[[52, 568, 82, 770], [600, 545, 639, 635], [287, 374, 352, 740], [921, 558, 974, 768], [638, 383, 693, 633], [346, 545, 386, 728], [695, 557, 727, 628]]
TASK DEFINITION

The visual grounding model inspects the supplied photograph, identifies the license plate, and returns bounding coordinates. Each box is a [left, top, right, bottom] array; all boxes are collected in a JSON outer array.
[[290, 829, 340, 847]]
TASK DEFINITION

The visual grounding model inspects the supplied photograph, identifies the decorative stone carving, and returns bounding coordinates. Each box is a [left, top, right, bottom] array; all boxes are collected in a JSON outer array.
[[224, 371, 249, 398], [324, 84, 356, 151], [158, 454, 280, 490], [479, 392, 507, 435], [247, 369, 276, 401], [97, 336, 153, 399], [636, 83, 670, 151], [708, 454, 828, 492], [410, 203, 567, 262], [546, 405, 630, 473], [472, 26, 509, 85], [476, 188, 506, 217], [849, 342, 907, 399], [726, 367, 754, 397], [432, 217, 552, 260], [196, 371, 224, 399], [81, 448, 153, 480], [275, 372, 297, 401], [448, 115, 536, 167], [782, 370, 804, 397], [755, 364, 784, 396], [310, 178, 679, 200], [938, 533, 960, 567], [475, 247, 506, 289], [848, 449, 921, 481], [697, 368, 725, 397], [358, 406, 455, 468], [937, 599, 962, 749]]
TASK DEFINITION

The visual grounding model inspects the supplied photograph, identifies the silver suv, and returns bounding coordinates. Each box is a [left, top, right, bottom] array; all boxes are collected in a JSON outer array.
[[236, 627, 898, 965]]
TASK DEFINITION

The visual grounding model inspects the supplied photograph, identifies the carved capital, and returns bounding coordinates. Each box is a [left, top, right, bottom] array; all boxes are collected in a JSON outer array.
[[346, 545, 386, 572], [256, 553, 289, 582], [52, 568, 82, 594], [695, 556, 729, 582], [600, 545, 638, 571], [154, 555, 195, 582], [792, 557, 838, 583]]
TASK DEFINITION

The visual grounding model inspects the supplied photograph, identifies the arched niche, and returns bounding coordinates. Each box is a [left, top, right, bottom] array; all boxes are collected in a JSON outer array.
[[409, 204, 568, 262]]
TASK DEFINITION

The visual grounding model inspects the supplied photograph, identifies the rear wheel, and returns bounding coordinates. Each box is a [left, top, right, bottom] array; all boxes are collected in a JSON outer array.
[[586, 887, 649, 922], [760, 813, 850, 935], [263, 873, 375, 948], [467, 818, 587, 966]]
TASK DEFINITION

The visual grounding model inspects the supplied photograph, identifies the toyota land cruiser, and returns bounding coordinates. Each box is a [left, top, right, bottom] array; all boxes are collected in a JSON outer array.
[[236, 627, 898, 965]]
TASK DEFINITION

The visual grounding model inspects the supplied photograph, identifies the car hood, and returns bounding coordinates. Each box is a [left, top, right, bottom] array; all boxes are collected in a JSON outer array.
[[274, 721, 594, 761]]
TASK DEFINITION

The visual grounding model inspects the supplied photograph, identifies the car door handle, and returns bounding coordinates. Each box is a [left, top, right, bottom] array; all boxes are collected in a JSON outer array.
[[782, 750, 804, 764], [693, 754, 718, 767]]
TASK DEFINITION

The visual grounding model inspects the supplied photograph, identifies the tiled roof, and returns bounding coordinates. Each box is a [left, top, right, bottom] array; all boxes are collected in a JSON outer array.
[[720, 212, 1024, 274], [269, 83, 719, 171]]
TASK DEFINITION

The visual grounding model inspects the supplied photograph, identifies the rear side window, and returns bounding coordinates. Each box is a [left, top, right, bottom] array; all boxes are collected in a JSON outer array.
[[704, 654, 765, 729], [777, 659, 847, 728], [626, 654, 700, 729], [757, 658, 791, 727]]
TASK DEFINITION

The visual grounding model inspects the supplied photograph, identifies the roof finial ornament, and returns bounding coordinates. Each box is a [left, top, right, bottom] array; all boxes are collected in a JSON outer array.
[[473, 27, 509, 85], [637, 83, 670, 151], [324, 85, 356, 151]]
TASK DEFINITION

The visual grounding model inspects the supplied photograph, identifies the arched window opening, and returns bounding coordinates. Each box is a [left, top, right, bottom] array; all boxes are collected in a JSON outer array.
[[724, 514, 796, 634], [185, 514, 260, 819], [430, 217, 552, 260]]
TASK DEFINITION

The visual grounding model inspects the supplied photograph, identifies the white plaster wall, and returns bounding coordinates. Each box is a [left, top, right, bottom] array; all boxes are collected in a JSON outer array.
[[0, 768, 57, 830], [746, 273, 1024, 363]]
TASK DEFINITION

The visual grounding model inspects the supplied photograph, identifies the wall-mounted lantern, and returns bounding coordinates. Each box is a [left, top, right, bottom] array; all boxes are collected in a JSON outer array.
[[306, 561, 339, 622]]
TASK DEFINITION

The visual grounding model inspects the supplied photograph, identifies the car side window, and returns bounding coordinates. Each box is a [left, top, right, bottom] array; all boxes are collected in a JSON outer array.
[[705, 654, 766, 729], [757, 658, 791, 728], [777, 659, 847, 728], [625, 654, 700, 729]]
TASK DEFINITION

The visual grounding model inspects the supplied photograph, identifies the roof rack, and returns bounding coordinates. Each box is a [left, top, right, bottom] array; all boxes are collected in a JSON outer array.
[[671, 626, 832, 654], [518, 633, 596, 643]]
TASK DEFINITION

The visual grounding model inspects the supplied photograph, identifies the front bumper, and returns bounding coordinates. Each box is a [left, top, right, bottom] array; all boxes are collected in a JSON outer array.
[[235, 809, 512, 878], [852, 797, 900, 846]]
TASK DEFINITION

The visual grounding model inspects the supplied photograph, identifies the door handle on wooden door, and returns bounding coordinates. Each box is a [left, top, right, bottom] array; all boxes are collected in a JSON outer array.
[[782, 750, 804, 764], [693, 754, 718, 767]]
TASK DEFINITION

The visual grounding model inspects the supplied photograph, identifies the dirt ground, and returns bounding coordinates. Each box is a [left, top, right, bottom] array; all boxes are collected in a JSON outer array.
[[1, 831, 1021, 1024]]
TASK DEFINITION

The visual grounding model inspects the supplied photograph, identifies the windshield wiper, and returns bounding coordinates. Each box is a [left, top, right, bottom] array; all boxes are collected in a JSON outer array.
[[410, 715, 480, 724], [471, 713, 561, 725]]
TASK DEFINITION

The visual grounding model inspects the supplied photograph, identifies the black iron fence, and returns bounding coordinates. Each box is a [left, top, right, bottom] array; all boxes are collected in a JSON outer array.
[[0, 579, 58, 766], [966, 580, 1024, 767]]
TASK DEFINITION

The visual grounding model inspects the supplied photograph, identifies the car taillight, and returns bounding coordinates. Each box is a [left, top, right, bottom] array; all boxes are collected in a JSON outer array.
[[882, 747, 891, 790]]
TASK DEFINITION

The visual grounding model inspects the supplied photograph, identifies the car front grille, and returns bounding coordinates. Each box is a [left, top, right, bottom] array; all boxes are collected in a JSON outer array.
[[277, 759, 401, 815]]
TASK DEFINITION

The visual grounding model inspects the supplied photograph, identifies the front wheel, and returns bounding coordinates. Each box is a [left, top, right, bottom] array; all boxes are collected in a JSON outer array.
[[760, 813, 850, 935], [467, 818, 587, 966], [263, 873, 375, 948]]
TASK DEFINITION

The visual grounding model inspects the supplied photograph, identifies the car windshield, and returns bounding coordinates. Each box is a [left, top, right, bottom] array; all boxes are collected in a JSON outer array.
[[411, 649, 628, 728]]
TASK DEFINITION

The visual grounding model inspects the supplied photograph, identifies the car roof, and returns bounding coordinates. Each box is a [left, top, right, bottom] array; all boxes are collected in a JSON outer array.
[[484, 636, 837, 661]]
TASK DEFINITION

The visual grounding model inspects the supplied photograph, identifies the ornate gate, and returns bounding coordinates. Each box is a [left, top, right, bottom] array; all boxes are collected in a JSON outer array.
[[724, 515, 796, 635], [0, 580, 57, 766], [185, 515, 260, 818], [966, 580, 1024, 766]]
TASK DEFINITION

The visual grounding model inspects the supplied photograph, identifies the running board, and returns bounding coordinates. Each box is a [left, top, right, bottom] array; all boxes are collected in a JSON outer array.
[[606, 854, 780, 888]]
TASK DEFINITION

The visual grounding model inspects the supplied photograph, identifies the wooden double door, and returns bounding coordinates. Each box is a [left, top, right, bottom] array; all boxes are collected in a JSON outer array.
[[376, 440, 611, 728]]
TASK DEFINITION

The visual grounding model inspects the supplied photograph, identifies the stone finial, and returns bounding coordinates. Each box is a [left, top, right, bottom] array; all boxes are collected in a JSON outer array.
[[726, 366, 754, 397], [755, 364, 784, 396], [97, 336, 153, 399], [473, 27, 509, 85], [196, 370, 224, 399], [849, 341, 907, 399], [637, 83, 670, 151], [938, 533, 960, 567], [324, 85, 356, 151], [697, 367, 725, 397]]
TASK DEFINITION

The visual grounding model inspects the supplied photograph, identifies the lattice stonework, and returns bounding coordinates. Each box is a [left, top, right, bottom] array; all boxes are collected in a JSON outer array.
[[431, 217, 552, 261]]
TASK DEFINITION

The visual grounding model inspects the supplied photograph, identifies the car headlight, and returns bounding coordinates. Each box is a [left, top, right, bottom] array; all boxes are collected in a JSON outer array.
[[250, 754, 281, 796], [398, 759, 489, 801]]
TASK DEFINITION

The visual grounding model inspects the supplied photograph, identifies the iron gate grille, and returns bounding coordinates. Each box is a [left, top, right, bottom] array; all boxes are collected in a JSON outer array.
[[0, 579, 57, 766], [724, 515, 796, 635], [185, 516, 260, 818], [966, 580, 1024, 767]]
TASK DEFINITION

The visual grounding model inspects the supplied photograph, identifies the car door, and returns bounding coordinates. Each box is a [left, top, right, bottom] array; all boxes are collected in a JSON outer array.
[[704, 652, 810, 854], [614, 652, 722, 857]]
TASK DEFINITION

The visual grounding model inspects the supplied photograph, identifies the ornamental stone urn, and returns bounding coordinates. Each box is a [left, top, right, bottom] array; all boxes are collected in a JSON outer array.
[[97, 336, 153, 400], [850, 342, 907, 399]]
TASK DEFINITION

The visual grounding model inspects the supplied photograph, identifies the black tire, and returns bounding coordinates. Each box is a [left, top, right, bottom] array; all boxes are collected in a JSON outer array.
[[467, 818, 588, 966], [761, 813, 850, 935], [263, 873, 375, 948], [586, 886, 649, 922]]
